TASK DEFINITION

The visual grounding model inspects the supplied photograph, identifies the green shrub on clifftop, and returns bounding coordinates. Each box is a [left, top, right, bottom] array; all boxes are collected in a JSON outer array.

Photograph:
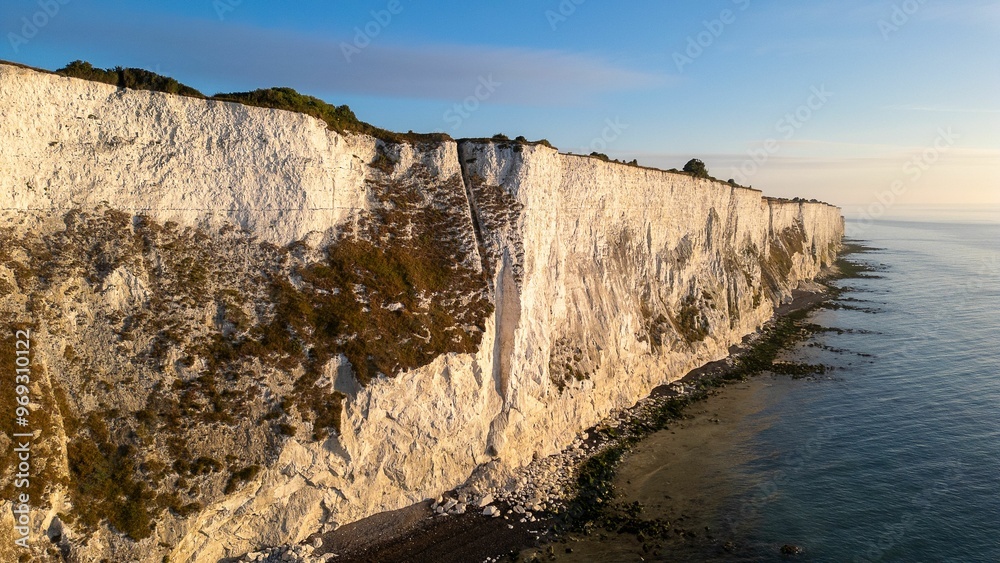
[[213, 88, 363, 133], [56, 60, 205, 98]]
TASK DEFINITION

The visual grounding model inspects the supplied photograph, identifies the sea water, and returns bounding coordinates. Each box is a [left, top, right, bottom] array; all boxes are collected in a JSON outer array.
[[710, 217, 1000, 561], [551, 217, 1000, 562]]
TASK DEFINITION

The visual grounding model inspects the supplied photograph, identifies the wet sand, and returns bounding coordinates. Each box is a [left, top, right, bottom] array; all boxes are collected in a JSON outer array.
[[539, 377, 802, 561]]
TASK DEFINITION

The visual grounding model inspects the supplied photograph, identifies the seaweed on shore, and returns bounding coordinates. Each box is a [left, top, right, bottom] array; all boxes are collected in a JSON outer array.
[[544, 243, 881, 552], [550, 307, 828, 547], [829, 242, 882, 282]]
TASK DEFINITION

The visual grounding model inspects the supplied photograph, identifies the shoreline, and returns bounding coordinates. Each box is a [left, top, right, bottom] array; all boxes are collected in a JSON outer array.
[[237, 257, 866, 563]]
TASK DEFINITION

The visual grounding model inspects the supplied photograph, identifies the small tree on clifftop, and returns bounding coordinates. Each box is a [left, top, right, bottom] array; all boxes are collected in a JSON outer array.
[[683, 158, 709, 178]]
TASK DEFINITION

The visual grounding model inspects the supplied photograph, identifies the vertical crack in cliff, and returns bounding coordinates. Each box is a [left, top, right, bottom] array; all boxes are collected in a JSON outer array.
[[457, 141, 523, 457], [456, 142, 491, 277]]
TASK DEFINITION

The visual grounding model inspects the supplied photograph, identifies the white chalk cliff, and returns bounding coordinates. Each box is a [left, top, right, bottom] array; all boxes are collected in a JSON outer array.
[[0, 63, 843, 562]]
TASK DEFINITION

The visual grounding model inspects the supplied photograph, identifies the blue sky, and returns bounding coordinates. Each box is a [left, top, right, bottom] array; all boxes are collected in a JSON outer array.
[[2, 0, 998, 212]]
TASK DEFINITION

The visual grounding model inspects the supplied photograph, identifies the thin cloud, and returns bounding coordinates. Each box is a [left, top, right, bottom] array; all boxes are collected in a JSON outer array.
[[884, 104, 1000, 114], [845, 0, 1000, 27], [748, 36, 872, 56], [918, 1, 1000, 26], [39, 14, 667, 105]]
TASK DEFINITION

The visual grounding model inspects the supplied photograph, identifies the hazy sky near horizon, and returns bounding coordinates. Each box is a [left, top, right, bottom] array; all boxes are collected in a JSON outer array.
[[2, 0, 998, 213]]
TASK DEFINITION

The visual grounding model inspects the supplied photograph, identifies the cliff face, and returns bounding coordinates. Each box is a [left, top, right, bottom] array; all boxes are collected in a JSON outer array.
[[457, 143, 842, 464], [0, 63, 842, 562]]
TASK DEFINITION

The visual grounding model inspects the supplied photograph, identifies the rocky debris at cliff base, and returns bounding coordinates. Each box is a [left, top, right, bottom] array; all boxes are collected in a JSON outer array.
[[238, 543, 337, 562], [432, 496, 469, 516], [450, 362, 742, 524], [424, 337, 775, 544]]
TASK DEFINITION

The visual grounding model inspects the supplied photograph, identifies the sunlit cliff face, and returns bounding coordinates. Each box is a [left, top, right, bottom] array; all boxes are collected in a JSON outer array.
[[0, 63, 842, 562]]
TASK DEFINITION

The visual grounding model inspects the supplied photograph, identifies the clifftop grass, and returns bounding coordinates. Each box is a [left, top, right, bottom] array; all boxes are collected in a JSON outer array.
[[55, 60, 205, 99], [50, 60, 450, 144]]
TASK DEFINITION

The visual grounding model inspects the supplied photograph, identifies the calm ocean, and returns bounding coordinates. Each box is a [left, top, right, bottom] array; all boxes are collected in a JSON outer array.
[[715, 217, 1000, 562], [551, 216, 1000, 562]]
